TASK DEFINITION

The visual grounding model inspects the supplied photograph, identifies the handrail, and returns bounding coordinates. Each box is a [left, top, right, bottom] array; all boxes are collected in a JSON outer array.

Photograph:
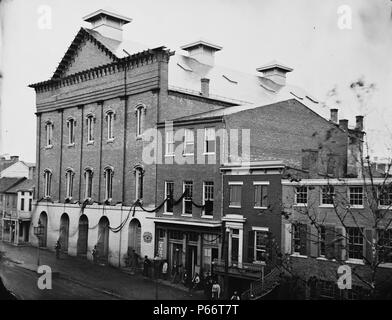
[[241, 267, 281, 300]]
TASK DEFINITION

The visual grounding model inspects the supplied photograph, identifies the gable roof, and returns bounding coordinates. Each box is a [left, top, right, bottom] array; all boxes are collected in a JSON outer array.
[[0, 177, 26, 194], [6, 179, 34, 193]]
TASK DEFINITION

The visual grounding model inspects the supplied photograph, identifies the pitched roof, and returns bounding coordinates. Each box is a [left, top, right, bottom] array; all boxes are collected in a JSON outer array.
[[0, 177, 26, 193], [6, 179, 34, 193]]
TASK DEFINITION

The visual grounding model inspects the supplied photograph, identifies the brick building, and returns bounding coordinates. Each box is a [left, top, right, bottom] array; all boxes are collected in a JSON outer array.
[[28, 8, 366, 285]]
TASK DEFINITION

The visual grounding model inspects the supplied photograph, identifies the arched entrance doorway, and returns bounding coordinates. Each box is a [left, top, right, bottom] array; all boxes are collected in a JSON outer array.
[[59, 213, 69, 253], [77, 215, 88, 256], [128, 218, 141, 255], [38, 212, 48, 247], [97, 216, 110, 262]]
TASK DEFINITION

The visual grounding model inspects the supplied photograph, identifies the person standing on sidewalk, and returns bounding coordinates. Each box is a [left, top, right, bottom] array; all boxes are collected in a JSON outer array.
[[162, 260, 168, 280], [92, 245, 98, 264], [189, 272, 200, 296], [212, 281, 221, 300], [230, 291, 240, 300], [143, 256, 151, 278], [55, 240, 61, 260]]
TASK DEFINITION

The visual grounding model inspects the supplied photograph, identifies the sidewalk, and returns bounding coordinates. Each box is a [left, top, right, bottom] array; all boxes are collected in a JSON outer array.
[[0, 241, 205, 300]]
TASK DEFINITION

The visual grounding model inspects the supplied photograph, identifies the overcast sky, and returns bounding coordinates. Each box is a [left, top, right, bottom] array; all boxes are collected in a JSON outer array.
[[0, 0, 391, 162]]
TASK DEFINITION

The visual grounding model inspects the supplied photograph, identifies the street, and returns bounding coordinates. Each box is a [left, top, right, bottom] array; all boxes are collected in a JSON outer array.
[[0, 242, 205, 300]]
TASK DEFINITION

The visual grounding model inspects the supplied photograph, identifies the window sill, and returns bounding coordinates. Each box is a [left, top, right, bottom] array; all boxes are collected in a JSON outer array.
[[291, 254, 308, 259], [379, 263, 392, 269], [87, 141, 95, 146], [378, 206, 392, 210], [181, 213, 192, 217], [107, 139, 115, 144], [254, 207, 268, 210], [293, 203, 307, 207], [203, 152, 216, 156], [349, 205, 364, 209], [136, 135, 143, 141], [229, 205, 241, 209], [45, 145, 53, 149], [162, 212, 173, 216], [201, 215, 213, 219], [164, 154, 175, 157], [67, 143, 75, 148], [316, 256, 328, 261], [345, 259, 364, 265], [182, 153, 194, 157], [319, 204, 334, 208]]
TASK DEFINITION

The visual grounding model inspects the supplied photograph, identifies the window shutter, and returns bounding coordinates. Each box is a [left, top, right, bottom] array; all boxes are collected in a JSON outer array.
[[309, 225, 318, 257], [248, 231, 254, 263], [299, 224, 308, 256], [325, 225, 336, 259], [282, 223, 292, 254], [335, 226, 345, 261], [364, 228, 374, 264]]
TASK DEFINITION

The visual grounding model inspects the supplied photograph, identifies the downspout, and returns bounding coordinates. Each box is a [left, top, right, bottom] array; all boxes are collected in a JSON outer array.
[[58, 110, 64, 201], [78, 105, 84, 201]]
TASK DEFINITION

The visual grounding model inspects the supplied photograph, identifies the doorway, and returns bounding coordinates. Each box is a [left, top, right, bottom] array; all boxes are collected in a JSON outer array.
[[59, 213, 69, 253], [77, 215, 88, 256]]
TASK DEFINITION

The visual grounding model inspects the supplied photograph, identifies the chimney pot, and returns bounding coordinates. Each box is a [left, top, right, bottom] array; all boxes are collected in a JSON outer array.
[[356, 115, 364, 131], [201, 78, 210, 97], [330, 109, 338, 123], [339, 119, 349, 131]]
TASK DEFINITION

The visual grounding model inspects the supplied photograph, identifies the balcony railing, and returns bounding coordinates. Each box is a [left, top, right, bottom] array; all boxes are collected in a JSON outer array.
[[212, 259, 266, 278]]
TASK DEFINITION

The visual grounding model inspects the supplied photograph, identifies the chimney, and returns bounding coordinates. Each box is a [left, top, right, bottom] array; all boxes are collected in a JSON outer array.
[[83, 9, 132, 41], [256, 60, 293, 86], [201, 78, 210, 97], [339, 119, 349, 132], [181, 40, 222, 66], [330, 109, 338, 123], [355, 115, 364, 131], [10, 156, 19, 162]]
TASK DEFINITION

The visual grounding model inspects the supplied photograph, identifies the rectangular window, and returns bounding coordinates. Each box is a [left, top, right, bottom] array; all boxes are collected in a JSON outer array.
[[46, 124, 53, 147], [378, 229, 392, 263], [85, 171, 93, 199], [347, 227, 363, 260], [204, 128, 216, 154], [255, 230, 269, 262], [254, 185, 268, 208], [295, 186, 308, 205], [107, 112, 114, 140], [105, 169, 113, 200], [319, 226, 326, 257], [231, 229, 239, 263], [292, 223, 307, 255], [87, 116, 94, 142], [68, 119, 75, 144], [203, 182, 214, 216], [183, 181, 193, 214], [165, 131, 174, 156], [28, 199, 32, 212], [165, 181, 174, 213], [44, 171, 52, 198], [20, 198, 25, 211], [349, 187, 363, 207], [229, 184, 242, 207], [65, 171, 74, 199], [379, 186, 392, 207], [321, 186, 335, 205], [184, 129, 194, 155]]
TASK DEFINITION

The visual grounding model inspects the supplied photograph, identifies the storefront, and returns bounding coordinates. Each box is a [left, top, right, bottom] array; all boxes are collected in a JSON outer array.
[[152, 217, 222, 278]]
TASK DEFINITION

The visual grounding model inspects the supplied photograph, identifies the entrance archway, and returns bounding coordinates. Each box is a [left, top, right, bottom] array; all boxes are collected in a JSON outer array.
[[38, 212, 48, 247], [59, 213, 69, 253], [97, 216, 110, 261], [128, 218, 141, 255], [77, 215, 88, 256]]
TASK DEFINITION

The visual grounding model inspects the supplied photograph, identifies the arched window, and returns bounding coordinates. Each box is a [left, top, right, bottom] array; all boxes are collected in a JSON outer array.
[[135, 104, 146, 137], [134, 166, 144, 200], [43, 169, 52, 198], [104, 166, 114, 201], [66, 117, 76, 145], [45, 120, 53, 147], [65, 168, 75, 199], [86, 113, 95, 143], [105, 110, 115, 140], [84, 168, 93, 199]]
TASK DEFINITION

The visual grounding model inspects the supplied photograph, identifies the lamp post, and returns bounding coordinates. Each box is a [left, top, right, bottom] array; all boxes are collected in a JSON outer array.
[[33, 221, 44, 267]]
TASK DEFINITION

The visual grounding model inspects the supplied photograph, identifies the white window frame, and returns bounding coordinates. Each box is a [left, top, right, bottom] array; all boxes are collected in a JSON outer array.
[[45, 122, 53, 147], [378, 186, 392, 209], [84, 169, 93, 199], [346, 227, 364, 263], [204, 127, 216, 154], [295, 186, 308, 206], [104, 167, 113, 201], [65, 169, 74, 199], [349, 186, 364, 208], [43, 170, 52, 198], [136, 106, 144, 137], [134, 167, 144, 200], [165, 130, 174, 156], [182, 181, 193, 215], [202, 181, 214, 218], [253, 181, 269, 209], [183, 128, 194, 155], [106, 111, 115, 141], [228, 181, 242, 208], [320, 185, 335, 207], [86, 114, 95, 143], [164, 181, 174, 215], [67, 118, 76, 145], [252, 226, 269, 263]]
